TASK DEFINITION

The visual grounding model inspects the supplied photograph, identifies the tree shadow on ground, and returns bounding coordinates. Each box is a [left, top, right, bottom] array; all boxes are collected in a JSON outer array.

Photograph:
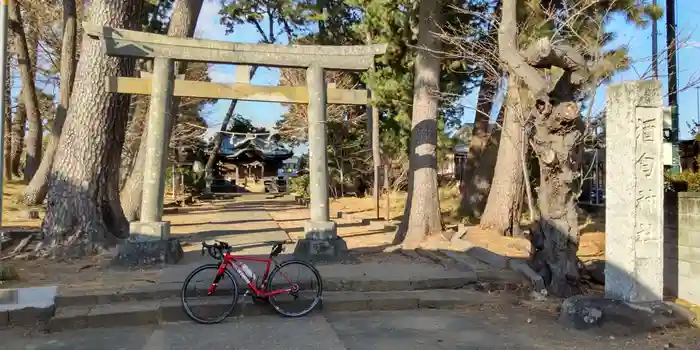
[[446, 225, 695, 337], [185, 221, 375, 242], [170, 218, 272, 228]]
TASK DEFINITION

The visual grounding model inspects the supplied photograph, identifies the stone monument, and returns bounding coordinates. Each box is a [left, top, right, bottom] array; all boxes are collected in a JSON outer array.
[[604, 80, 664, 302], [558, 81, 695, 332]]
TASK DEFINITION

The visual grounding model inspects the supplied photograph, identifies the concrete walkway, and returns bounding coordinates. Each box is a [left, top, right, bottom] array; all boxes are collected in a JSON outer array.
[[170, 194, 294, 257], [3, 308, 699, 349]]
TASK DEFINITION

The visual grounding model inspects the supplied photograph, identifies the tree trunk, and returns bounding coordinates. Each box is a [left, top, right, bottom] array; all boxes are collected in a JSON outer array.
[[530, 102, 585, 297], [119, 0, 204, 220], [23, 0, 78, 204], [38, 0, 143, 257], [393, 0, 443, 249], [3, 58, 12, 181], [459, 69, 499, 219], [8, 8, 36, 179], [495, 0, 589, 296], [119, 97, 146, 184], [459, 2, 501, 220], [10, 98, 25, 177], [463, 104, 505, 221], [120, 95, 148, 188], [8, 1, 42, 182], [479, 77, 525, 237], [121, 131, 147, 221], [204, 99, 237, 173]]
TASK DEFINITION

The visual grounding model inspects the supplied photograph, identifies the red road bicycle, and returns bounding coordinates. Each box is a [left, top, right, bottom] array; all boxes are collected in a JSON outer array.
[[180, 240, 323, 324]]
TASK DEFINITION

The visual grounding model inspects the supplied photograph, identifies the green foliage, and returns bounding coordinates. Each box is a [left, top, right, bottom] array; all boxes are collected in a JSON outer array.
[[297, 153, 309, 170], [142, 0, 175, 33], [346, 0, 487, 165], [642, 3, 664, 22], [504, 0, 655, 112], [665, 171, 700, 192], [289, 173, 310, 197], [268, 0, 487, 193], [219, 0, 314, 42], [227, 115, 269, 133], [353, 0, 480, 124], [165, 167, 206, 194]]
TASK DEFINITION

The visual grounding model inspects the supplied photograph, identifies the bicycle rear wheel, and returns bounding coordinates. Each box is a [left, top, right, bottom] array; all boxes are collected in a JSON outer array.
[[181, 263, 239, 324], [266, 260, 322, 317]]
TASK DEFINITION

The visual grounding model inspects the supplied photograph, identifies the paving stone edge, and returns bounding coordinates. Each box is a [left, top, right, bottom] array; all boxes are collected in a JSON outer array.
[[47, 289, 516, 333], [54, 276, 485, 308]]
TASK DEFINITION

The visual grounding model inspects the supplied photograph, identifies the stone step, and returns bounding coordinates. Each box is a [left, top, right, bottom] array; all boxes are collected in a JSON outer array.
[[55, 276, 481, 308], [48, 288, 516, 333]]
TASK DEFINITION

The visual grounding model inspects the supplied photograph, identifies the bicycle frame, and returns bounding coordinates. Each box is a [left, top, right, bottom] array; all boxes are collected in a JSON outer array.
[[208, 252, 294, 298]]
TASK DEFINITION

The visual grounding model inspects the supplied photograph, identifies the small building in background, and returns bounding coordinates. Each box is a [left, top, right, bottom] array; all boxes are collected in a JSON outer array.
[[213, 133, 294, 192], [679, 139, 700, 172], [449, 123, 499, 182]]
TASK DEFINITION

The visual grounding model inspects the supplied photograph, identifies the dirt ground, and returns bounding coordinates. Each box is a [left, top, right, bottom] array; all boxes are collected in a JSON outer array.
[[0, 184, 607, 285], [0, 183, 695, 318], [0, 181, 605, 260], [1, 181, 43, 229]]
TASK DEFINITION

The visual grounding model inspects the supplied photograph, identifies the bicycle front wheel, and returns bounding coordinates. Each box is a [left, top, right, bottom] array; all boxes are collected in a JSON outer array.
[[266, 260, 322, 317], [181, 263, 239, 324]]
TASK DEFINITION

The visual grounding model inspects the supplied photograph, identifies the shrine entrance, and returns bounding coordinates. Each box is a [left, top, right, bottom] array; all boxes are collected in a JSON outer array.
[[85, 23, 386, 261]]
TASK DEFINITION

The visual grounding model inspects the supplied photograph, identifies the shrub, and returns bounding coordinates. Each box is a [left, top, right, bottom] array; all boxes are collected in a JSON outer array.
[[289, 174, 310, 197], [665, 170, 700, 192], [165, 167, 206, 194]]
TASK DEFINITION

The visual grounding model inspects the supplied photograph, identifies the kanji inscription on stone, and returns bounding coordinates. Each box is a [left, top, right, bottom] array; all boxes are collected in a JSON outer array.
[[637, 117, 656, 142], [636, 152, 655, 179], [635, 222, 654, 241]]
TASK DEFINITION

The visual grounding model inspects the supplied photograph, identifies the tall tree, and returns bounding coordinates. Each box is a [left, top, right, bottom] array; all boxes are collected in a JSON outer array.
[[120, 0, 205, 221], [38, 0, 143, 257], [3, 46, 11, 181], [457, 2, 502, 219], [478, 75, 525, 236], [458, 70, 501, 219], [496, 0, 653, 296], [24, 0, 79, 204], [8, 1, 39, 179], [393, 0, 444, 248], [10, 102, 26, 177], [8, 1, 43, 182], [118, 0, 176, 192], [343, 0, 480, 201]]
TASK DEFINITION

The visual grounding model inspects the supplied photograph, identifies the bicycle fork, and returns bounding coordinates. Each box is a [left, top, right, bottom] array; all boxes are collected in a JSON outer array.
[[207, 263, 228, 296]]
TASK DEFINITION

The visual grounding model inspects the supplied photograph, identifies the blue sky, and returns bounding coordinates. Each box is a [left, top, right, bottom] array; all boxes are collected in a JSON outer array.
[[594, 0, 700, 139], [195, 0, 700, 141], [195, 1, 291, 133]]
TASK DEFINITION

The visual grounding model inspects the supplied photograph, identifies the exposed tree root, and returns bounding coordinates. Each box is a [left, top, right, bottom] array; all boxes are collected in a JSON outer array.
[[0, 233, 37, 260]]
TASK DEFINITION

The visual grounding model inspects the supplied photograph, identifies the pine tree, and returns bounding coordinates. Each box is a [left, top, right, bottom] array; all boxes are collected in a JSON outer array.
[[494, 0, 660, 296]]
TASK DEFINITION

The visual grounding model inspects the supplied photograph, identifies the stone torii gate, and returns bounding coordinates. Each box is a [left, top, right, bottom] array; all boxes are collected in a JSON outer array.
[[84, 23, 386, 263]]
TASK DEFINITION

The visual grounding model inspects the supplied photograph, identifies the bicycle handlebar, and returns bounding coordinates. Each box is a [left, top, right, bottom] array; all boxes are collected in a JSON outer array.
[[201, 240, 231, 260]]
